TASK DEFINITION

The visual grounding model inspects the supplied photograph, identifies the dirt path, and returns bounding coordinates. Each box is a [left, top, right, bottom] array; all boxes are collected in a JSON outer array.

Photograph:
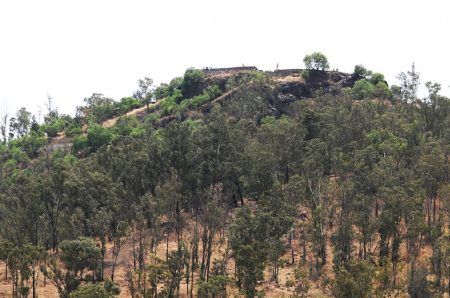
[[102, 101, 161, 128]]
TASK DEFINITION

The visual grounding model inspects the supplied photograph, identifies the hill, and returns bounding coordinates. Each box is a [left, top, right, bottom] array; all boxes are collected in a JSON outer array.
[[0, 58, 449, 297]]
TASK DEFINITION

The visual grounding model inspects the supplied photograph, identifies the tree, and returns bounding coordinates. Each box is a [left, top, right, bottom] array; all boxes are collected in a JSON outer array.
[[9, 107, 32, 138], [407, 265, 431, 298], [397, 63, 420, 103], [303, 52, 330, 71], [0, 106, 8, 143], [181, 68, 204, 99], [353, 65, 371, 78], [7, 244, 46, 298], [332, 260, 373, 298], [373, 81, 391, 99], [68, 284, 112, 298], [369, 72, 385, 85], [229, 207, 266, 297], [134, 77, 154, 110], [87, 124, 113, 151], [255, 185, 293, 282], [166, 242, 189, 297], [82, 93, 115, 123], [59, 237, 102, 279], [352, 80, 374, 100], [286, 266, 310, 298]]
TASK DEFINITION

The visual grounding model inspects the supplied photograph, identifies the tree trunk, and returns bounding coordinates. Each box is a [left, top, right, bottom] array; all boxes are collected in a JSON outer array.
[[205, 230, 214, 281], [32, 270, 36, 298], [138, 229, 145, 271]]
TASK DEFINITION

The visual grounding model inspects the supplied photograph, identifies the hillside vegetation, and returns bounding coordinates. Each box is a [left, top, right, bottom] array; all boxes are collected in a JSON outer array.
[[0, 54, 449, 297]]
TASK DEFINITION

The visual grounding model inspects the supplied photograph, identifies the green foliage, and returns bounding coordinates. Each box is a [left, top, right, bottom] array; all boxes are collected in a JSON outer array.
[[407, 265, 431, 298], [303, 52, 330, 71], [180, 85, 222, 112], [160, 85, 221, 117], [12, 131, 47, 158], [73, 135, 88, 153], [369, 72, 385, 85], [0, 62, 449, 298], [6, 244, 46, 297], [197, 275, 231, 298], [87, 124, 113, 151], [68, 284, 111, 298], [373, 81, 391, 99], [229, 207, 266, 297], [65, 126, 83, 138], [114, 97, 141, 115], [154, 83, 169, 99], [397, 64, 420, 102], [286, 266, 310, 298], [133, 77, 154, 108], [59, 237, 102, 277], [332, 260, 373, 298], [352, 79, 374, 100], [83, 93, 115, 123], [145, 112, 161, 124], [9, 107, 32, 139], [353, 65, 371, 77], [390, 85, 402, 101], [160, 90, 182, 116], [113, 116, 142, 137], [181, 68, 204, 99]]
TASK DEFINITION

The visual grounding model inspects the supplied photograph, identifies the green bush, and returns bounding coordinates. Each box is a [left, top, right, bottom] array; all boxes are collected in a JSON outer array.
[[65, 126, 83, 138], [370, 72, 385, 85], [114, 97, 141, 115], [73, 135, 88, 153], [373, 81, 391, 99], [113, 116, 140, 136], [352, 80, 374, 100], [160, 95, 178, 117], [154, 83, 169, 99], [181, 68, 204, 99], [69, 284, 110, 298], [13, 132, 47, 158], [87, 125, 113, 150], [145, 113, 160, 124]]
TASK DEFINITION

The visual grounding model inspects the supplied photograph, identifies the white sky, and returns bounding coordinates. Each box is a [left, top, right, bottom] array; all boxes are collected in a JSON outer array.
[[1, 0, 450, 117]]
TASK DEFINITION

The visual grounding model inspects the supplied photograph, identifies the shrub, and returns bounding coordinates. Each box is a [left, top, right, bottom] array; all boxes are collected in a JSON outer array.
[[65, 126, 83, 138], [352, 80, 374, 100], [114, 97, 141, 115], [373, 82, 391, 99], [114, 116, 140, 136], [145, 113, 160, 124], [332, 260, 373, 298], [68, 284, 110, 298], [154, 83, 169, 99], [160, 95, 179, 117], [87, 125, 112, 151], [370, 72, 385, 85], [73, 135, 88, 153], [181, 68, 204, 99]]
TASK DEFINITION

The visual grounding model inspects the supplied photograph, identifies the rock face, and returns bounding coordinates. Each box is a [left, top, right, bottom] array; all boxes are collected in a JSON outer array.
[[278, 80, 312, 99], [174, 68, 361, 123]]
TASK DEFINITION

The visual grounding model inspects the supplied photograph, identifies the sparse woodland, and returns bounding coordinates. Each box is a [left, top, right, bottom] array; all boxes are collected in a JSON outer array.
[[0, 55, 449, 297]]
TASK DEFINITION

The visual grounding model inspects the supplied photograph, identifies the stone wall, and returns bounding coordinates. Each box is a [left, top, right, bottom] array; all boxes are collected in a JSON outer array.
[[201, 66, 258, 76], [272, 69, 303, 76]]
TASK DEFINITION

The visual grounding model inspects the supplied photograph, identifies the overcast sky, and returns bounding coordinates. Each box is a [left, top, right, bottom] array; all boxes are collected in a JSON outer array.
[[1, 0, 449, 117]]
